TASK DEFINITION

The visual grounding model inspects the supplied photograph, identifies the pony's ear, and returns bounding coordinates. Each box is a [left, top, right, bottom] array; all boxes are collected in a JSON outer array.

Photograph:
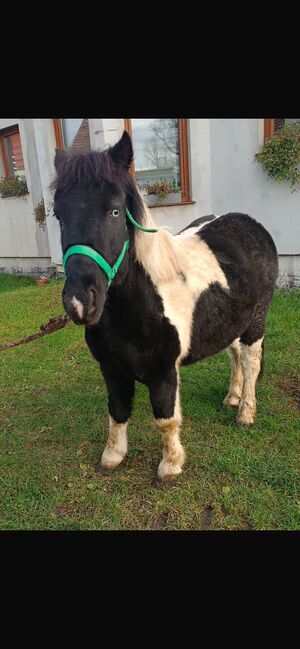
[[54, 148, 68, 173], [108, 131, 133, 169]]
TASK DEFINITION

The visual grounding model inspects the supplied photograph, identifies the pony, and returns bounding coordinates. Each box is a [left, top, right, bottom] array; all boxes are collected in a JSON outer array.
[[52, 131, 278, 483]]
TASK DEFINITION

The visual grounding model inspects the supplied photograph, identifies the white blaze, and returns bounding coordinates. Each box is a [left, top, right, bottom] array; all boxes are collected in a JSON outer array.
[[71, 296, 84, 319]]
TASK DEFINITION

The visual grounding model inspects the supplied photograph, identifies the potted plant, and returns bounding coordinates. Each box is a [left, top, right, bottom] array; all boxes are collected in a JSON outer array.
[[255, 122, 300, 191], [145, 179, 181, 205], [0, 175, 28, 198]]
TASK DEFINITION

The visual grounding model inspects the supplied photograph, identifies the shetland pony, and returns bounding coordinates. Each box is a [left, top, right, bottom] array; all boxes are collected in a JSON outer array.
[[52, 132, 278, 482]]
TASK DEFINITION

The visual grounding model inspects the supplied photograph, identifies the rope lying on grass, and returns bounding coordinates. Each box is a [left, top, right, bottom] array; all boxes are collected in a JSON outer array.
[[0, 315, 71, 351]]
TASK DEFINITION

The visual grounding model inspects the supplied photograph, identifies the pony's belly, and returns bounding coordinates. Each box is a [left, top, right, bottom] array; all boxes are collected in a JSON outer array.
[[181, 285, 255, 365]]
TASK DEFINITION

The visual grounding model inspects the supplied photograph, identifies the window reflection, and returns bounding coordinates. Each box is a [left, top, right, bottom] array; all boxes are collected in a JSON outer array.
[[131, 118, 181, 203], [62, 119, 91, 153]]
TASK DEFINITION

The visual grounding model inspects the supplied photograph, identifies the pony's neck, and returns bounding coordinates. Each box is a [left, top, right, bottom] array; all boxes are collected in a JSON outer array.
[[132, 194, 182, 284]]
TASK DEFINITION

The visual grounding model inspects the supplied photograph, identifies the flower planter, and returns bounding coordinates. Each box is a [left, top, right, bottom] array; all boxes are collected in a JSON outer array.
[[0, 175, 28, 199], [145, 192, 181, 206]]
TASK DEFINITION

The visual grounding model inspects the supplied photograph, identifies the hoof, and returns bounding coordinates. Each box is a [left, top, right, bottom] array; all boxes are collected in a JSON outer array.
[[236, 415, 255, 426], [152, 475, 178, 489], [223, 393, 240, 407], [157, 460, 183, 482], [237, 400, 256, 426], [152, 477, 165, 489], [94, 462, 114, 476]]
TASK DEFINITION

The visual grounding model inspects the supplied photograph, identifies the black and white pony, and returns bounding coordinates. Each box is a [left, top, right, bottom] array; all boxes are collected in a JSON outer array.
[[52, 132, 278, 482]]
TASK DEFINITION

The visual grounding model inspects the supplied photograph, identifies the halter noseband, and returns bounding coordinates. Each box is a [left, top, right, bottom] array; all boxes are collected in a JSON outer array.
[[62, 208, 157, 288]]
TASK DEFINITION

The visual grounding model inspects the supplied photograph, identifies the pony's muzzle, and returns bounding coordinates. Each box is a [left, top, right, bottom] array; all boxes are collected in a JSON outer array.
[[62, 284, 100, 326]]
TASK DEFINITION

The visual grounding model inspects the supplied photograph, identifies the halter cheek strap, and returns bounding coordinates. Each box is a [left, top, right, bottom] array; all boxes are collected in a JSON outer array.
[[62, 207, 157, 287]]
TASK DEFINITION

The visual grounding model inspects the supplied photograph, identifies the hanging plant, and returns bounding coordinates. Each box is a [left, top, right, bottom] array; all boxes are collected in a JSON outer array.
[[33, 200, 46, 230], [255, 122, 300, 191], [33, 200, 53, 230]]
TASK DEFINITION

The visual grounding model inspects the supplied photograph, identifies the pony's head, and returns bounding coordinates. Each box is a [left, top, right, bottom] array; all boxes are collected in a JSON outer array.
[[52, 131, 144, 326]]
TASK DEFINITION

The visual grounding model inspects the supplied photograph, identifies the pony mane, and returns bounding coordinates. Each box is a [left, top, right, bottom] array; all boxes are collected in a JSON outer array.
[[51, 149, 127, 192]]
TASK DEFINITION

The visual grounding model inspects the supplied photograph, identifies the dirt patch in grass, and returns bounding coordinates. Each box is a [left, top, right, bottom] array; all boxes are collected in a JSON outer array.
[[55, 503, 75, 517], [152, 511, 169, 530], [281, 373, 300, 411], [198, 505, 214, 529], [54, 499, 98, 520]]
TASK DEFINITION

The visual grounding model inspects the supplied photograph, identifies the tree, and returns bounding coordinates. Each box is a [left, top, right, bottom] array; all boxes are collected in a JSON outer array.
[[150, 119, 179, 157], [144, 137, 164, 168]]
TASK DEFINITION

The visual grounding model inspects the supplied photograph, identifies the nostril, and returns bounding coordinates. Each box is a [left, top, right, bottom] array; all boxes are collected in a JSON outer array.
[[88, 288, 97, 314]]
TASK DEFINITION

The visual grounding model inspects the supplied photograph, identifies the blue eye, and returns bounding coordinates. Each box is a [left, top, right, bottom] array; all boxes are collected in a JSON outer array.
[[112, 209, 120, 218]]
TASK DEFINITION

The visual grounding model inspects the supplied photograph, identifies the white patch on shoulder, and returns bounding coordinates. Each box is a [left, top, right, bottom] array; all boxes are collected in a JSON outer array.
[[134, 201, 229, 362], [71, 296, 84, 319]]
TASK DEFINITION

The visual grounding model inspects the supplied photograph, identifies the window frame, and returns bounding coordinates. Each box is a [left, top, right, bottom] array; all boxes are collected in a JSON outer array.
[[53, 118, 65, 149], [264, 118, 275, 142], [124, 118, 192, 206], [0, 125, 24, 177]]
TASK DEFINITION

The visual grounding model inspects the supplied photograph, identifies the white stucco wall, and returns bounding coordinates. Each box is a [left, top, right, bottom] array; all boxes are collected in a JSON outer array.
[[210, 119, 300, 255], [0, 195, 45, 257], [0, 118, 51, 272]]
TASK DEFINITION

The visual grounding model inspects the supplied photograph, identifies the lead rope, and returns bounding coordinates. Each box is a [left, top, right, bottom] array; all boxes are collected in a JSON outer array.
[[0, 315, 71, 352]]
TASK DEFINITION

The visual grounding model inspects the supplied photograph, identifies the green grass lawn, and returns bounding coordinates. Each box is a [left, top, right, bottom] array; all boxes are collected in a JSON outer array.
[[0, 274, 299, 530]]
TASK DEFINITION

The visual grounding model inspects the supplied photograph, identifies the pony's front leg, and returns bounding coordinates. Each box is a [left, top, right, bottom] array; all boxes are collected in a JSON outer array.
[[98, 365, 135, 472], [149, 367, 186, 482]]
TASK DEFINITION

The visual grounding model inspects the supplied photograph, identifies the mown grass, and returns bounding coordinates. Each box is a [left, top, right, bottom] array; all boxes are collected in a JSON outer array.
[[0, 274, 299, 530]]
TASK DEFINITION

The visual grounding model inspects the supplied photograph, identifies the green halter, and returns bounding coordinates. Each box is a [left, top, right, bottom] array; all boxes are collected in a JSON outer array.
[[63, 208, 157, 287]]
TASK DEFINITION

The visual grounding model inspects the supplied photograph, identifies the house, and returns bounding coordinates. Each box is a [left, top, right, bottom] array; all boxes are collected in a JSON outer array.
[[0, 118, 299, 285]]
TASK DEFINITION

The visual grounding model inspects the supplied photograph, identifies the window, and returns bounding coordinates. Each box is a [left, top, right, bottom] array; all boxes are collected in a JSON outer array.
[[264, 118, 300, 141], [124, 118, 191, 205], [0, 125, 25, 177], [53, 118, 91, 152]]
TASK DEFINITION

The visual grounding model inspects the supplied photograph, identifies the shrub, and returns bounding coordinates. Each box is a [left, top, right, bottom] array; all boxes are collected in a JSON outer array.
[[255, 123, 300, 191]]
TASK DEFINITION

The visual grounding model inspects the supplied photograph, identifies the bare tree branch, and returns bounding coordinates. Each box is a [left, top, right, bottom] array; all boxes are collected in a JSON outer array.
[[144, 137, 163, 168], [150, 119, 179, 157]]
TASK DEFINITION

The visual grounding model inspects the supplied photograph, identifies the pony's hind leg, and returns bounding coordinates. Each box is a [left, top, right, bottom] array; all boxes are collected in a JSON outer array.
[[149, 366, 185, 482], [237, 302, 267, 426], [237, 337, 264, 426], [223, 338, 243, 407], [98, 365, 135, 472]]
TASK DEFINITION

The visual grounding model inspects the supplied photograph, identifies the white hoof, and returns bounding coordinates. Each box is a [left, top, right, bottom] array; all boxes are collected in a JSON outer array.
[[223, 392, 241, 407], [157, 445, 186, 481], [101, 446, 126, 469], [157, 460, 183, 480], [237, 399, 256, 426]]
